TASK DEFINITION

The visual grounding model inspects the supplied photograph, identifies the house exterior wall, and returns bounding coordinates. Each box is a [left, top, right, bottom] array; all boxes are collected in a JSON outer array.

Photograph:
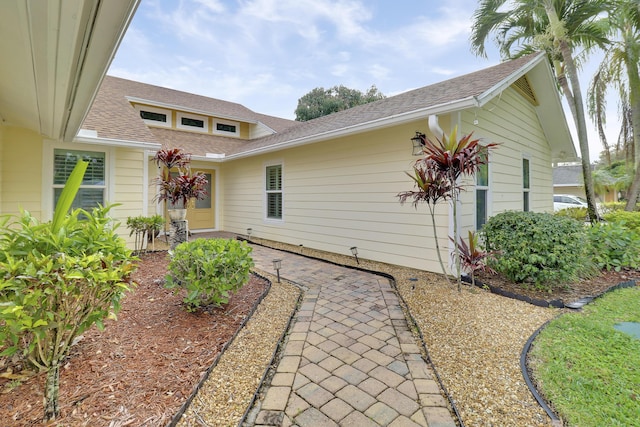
[[457, 87, 554, 236], [0, 126, 43, 218], [219, 87, 556, 273], [220, 122, 452, 272]]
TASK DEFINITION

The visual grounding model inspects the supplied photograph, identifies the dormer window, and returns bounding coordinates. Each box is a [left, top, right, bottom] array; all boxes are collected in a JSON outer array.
[[137, 105, 172, 128], [213, 119, 240, 137], [177, 111, 208, 133], [141, 111, 167, 122]]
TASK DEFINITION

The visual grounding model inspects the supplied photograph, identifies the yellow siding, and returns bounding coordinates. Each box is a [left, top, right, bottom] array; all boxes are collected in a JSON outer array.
[[221, 123, 451, 272], [240, 122, 250, 139], [111, 148, 147, 245], [0, 126, 43, 218]]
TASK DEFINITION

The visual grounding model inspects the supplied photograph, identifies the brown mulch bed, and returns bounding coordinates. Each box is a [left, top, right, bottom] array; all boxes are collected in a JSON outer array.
[[472, 268, 640, 307], [0, 251, 268, 427]]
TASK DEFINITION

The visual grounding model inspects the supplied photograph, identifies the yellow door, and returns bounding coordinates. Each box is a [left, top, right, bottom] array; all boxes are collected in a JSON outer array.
[[186, 170, 215, 230]]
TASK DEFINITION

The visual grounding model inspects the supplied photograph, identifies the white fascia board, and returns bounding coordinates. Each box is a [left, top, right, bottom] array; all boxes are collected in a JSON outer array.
[[225, 97, 478, 160], [62, 0, 141, 142], [74, 135, 161, 149], [126, 96, 258, 124]]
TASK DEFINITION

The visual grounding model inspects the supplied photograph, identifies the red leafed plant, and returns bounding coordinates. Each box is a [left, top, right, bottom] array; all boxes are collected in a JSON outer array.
[[398, 126, 498, 291], [152, 148, 208, 207], [452, 230, 497, 288]]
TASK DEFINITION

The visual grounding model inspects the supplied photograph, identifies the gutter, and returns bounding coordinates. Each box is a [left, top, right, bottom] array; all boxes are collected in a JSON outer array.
[[225, 96, 480, 160], [74, 134, 161, 149]]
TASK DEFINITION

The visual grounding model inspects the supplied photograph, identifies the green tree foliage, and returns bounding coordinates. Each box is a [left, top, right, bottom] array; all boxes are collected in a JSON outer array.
[[166, 238, 254, 312], [0, 162, 137, 420], [294, 85, 385, 121]]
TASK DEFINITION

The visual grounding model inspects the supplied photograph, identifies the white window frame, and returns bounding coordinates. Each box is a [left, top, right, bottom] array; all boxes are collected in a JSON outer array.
[[264, 161, 284, 223], [475, 147, 491, 230], [42, 142, 114, 220], [176, 111, 209, 133], [523, 154, 531, 212], [213, 118, 240, 137], [136, 105, 172, 128]]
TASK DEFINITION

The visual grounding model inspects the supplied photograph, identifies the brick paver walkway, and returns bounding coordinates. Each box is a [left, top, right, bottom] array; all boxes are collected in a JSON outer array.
[[245, 244, 456, 427]]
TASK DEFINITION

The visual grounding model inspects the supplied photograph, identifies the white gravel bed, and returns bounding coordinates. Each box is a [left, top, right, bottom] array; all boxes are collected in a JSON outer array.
[[177, 273, 300, 427]]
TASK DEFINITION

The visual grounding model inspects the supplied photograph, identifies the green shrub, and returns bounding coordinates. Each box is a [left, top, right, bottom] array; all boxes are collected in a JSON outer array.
[[481, 211, 594, 290], [587, 222, 640, 271], [600, 201, 640, 213], [602, 210, 640, 234], [0, 206, 137, 366], [554, 206, 588, 221], [166, 238, 254, 311]]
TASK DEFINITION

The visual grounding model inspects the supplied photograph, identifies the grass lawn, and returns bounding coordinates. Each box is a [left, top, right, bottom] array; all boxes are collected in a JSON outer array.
[[529, 287, 640, 426]]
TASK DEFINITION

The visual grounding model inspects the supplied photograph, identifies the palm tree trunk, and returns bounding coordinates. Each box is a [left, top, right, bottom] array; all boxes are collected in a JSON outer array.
[[624, 47, 640, 210], [543, 1, 599, 222]]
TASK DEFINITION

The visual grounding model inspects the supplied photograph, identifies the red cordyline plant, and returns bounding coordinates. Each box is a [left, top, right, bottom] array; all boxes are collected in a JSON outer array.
[[398, 163, 455, 284], [451, 230, 497, 288], [399, 126, 498, 291], [152, 148, 208, 207]]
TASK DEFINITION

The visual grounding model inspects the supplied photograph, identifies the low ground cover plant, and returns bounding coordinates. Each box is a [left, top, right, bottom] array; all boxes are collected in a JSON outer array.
[[602, 209, 640, 235], [587, 221, 640, 271], [166, 238, 254, 311], [529, 287, 640, 426], [126, 214, 164, 252], [481, 211, 594, 290]]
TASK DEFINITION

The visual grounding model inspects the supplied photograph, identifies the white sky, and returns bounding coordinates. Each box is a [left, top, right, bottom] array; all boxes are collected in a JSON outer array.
[[109, 0, 619, 161]]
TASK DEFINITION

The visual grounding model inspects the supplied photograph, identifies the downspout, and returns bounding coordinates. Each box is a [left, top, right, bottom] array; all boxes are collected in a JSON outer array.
[[428, 115, 444, 138]]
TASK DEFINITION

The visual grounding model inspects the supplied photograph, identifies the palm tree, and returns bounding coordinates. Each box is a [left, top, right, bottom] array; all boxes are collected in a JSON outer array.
[[470, 0, 612, 222]]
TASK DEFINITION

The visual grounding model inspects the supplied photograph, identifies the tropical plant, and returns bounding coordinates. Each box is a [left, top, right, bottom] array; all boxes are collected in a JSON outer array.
[[152, 148, 208, 207], [452, 230, 497, 287], [166, 238, 254, 312], [398, 127, 497, 291], [470, 0, 613, 223], [0, 161, 137, 420], [126, 214, 164, 252], [398, 162, 453, 283]]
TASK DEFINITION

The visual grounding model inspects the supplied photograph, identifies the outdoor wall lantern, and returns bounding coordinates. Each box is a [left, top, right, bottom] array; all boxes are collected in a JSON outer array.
[[350, 246, 360, 264], [247, 228, 252, 239], [272, 259, 282, 283], [411, 132, 426, 156]]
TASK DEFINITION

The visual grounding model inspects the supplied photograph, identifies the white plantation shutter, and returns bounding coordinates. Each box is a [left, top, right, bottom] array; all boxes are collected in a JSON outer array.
[[53, 149, 105, 211], [265, 165, 282, 219]]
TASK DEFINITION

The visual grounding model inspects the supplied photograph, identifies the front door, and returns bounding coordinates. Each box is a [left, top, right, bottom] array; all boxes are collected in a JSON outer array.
[[186, 170, 215, 230]]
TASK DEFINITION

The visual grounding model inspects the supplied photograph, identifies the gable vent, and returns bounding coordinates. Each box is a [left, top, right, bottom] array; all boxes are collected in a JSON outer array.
[[512, 75, 538, 105]]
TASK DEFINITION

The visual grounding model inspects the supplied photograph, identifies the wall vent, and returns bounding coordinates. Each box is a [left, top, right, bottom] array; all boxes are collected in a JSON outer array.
[[512, 75, 538, 105]]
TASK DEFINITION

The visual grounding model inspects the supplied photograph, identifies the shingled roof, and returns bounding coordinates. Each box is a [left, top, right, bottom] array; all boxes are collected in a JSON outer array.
[[81, 75, 297, 145], [81, 52, 555, 159]]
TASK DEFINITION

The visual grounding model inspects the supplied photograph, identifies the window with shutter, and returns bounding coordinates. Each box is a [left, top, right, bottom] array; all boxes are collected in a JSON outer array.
[[53, 149, 106, 211], [476, 151, 489, 230], [265, 164, 282, 220], [523, 157, 530, 212]]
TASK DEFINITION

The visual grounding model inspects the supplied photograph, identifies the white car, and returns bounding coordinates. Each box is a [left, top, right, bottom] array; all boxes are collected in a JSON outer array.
[[553, 194, 588, 211]]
